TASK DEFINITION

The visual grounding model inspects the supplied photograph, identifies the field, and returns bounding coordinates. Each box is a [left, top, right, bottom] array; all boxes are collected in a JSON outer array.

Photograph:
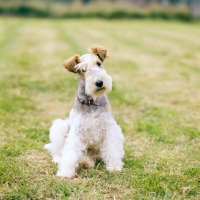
[[0, 18, 200, 199]]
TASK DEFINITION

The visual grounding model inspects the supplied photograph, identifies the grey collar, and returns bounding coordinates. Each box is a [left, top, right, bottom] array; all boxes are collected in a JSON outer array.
[[77, 94, 98, 106]]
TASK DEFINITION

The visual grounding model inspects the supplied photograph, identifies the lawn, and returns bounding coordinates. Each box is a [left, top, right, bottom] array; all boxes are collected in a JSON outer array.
[[0, 18, 200, 199]]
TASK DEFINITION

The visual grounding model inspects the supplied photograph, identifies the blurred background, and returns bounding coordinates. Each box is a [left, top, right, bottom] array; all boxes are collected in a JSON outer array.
[[0, 0, 199, 20]]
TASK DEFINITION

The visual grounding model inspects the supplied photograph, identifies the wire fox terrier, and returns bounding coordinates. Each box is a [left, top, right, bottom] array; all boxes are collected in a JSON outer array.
[[45, 46, 124, 178]]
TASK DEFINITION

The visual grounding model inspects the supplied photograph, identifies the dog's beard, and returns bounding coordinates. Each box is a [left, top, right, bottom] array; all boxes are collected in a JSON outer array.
[[85, 75, 112, 100]]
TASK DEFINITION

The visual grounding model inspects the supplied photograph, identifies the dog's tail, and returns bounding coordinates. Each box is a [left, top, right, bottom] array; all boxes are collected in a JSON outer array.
[[44, 118, 70, 163]]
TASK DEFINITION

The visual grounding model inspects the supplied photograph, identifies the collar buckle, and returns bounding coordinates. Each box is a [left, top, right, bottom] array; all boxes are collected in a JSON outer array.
[[77, 94, 98, 106]]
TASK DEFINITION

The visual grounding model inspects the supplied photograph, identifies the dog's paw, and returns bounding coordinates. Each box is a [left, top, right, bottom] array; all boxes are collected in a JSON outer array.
[[44, 143, 51, 151], [56, 170, 75, 179], [106, 165, 123, 172], [81, 160, 95, 169], [52, 156, 61, 164]]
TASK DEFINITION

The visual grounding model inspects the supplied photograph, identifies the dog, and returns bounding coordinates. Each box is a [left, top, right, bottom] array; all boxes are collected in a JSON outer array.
[[44, 46, 124, 178]]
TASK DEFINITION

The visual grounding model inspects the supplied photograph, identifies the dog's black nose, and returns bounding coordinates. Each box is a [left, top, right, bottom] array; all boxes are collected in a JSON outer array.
[[95, 80, 103, 88]]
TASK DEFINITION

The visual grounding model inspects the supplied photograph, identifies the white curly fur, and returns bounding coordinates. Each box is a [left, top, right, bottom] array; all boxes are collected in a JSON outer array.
[[45, 47, 124, 178]]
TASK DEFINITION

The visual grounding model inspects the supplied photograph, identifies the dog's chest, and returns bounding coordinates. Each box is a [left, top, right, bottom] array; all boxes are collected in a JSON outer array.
[[72, 111, 110, 146], [80, 116, 106, 145]]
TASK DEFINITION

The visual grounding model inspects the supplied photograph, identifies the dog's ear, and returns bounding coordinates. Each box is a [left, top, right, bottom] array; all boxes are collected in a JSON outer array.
[[63, 55, 80, 73], [89, 46, 108, 62]]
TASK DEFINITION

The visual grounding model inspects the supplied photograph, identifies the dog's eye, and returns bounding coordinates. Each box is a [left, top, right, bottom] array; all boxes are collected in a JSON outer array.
[[96, 62, 101, 67], [82, 69, 87, 73]]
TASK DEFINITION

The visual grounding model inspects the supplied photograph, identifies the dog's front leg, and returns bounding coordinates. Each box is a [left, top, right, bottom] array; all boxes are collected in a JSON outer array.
[[57, 132, 85, 178], [101, 122, 124, 172]]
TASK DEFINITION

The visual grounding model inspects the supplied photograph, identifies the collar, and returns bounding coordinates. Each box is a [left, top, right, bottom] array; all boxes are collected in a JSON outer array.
[[77, 94, 98, 106]]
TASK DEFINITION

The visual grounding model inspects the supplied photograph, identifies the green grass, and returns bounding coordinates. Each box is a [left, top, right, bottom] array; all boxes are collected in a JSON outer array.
[[0, 18, 200, 199]]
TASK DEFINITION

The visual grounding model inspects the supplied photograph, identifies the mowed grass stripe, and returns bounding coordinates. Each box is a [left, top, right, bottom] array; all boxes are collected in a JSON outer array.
[[60, 20, 200, 79], [104, 21, 200, 68], [0, 20, 37, 119], [53, 20, 89, 55], [106, 22, 200, 60], [131, 21, 200, 44], [0, 19, 24, 53], [55, 20, 111, 54]]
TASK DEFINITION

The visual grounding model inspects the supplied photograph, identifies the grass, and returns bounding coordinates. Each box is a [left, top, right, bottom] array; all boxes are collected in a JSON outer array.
[[0, 17, 200, 199]]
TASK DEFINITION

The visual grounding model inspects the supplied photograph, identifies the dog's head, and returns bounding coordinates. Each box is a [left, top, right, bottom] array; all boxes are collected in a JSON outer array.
[[63, 46, 112, 99]]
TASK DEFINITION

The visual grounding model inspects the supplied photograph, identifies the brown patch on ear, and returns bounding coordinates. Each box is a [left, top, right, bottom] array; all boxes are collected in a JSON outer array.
[[89, 46, 108, 62], [63, 54, 80, 73]]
